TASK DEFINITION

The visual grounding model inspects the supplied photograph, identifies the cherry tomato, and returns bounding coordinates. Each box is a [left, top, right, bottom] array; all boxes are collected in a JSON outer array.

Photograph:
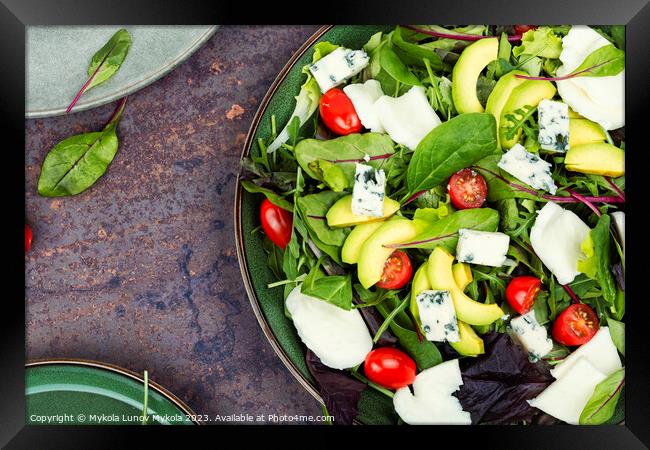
[[506, 276, 542, 314], [364, 347, 416, 389], [376, 250, 413, 290], [447, 168, 488, 209], [260, 199, 293, 249], [25, 224, 32, 254], [319, 88, 362, 136], [552, 303, 599, 346], [514, 25, 538, 35]]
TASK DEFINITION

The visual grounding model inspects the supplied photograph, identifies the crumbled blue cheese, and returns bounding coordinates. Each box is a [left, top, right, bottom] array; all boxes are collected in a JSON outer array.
[[416, 290, 460, 343], [498, 143, 558, 194], [308, 47, 369, 93], [456, 229, 510, 267], [351, 163, 385, 217], [508, 311, 553, 362], [538, 99, 570, 152]]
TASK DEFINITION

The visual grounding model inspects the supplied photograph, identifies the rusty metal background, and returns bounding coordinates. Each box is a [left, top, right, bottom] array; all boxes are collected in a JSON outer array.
[[25, 25, 323, 424]]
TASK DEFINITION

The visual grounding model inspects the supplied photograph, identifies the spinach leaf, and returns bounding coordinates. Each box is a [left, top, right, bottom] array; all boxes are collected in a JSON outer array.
[[607, 317, 625, 356], [396, 208, 499, 250], [67, 29, 132, 113], [591, 214, 617, 306], [241, 181, 294, 212], [406, 113, 498, 197], [378, 44, 422, 88], [301, 257, 353, 310], [295, 133, 395, 183], [569, 44, 625, 78], [391, 26, 448, 71], [308, 160, 348, 192], [579, 368, 625, 425], [296, 191, 348, 247], [38, 97, 127, 197]]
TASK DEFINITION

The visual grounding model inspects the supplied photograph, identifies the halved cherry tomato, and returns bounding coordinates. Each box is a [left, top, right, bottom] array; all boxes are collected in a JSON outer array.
[[447, 168, 488, 209], [376, 250, 412, 290], [506, 276, 542, 314], [514, 25, 538, 35], [364, 347, 416, 389], [25, 223, 32, 254], [260, 199, 293, 249], [319, 88, 362, 136], [552, 303, 599, 346]]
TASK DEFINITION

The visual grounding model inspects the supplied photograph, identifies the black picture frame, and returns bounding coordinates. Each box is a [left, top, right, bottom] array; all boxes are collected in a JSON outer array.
[[5, 0, 649, 447]]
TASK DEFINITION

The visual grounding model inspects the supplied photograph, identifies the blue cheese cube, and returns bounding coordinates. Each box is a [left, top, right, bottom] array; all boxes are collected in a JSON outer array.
[[416, 290, 460, 343], [498, 143, 558, 194], [351, 163, 385, 218], [456, 229, 510, 267], [538, 99, 570, 152], [308, 47, 369, 93], [508, 311, 553, 362]]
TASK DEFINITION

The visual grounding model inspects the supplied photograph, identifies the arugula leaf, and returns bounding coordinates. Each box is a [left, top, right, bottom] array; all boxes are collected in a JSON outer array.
[[38, 97, 127, 197], [579, 368, 625, 425], [301, 257, 353, 310], [512, 27, 563, 59], [406, 113, 498, 197]]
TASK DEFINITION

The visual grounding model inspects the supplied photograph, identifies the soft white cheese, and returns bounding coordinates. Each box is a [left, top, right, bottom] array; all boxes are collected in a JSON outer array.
[[351, 163, 386, 218], [308, 47, 370, 93], [373, 86, 442, 150], [416, 290, 460, 343], [508, 311, 553, 362], [343, 80, 385, 133], [538, 99, 570, 153], [498, 143, 558, 194], [285, 285, 373, 370], [393, 359, 472, 425], [611, 211, 625, 253], [528, 357, 606, 424], [456, 229, 510, 267], [556, 26, 624, 130], [550, 327, 622, 379], [530, 202, 590, 285]]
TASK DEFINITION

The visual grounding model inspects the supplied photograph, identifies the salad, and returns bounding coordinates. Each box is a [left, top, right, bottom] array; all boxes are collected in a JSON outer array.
[[240, 24, 625, 425]]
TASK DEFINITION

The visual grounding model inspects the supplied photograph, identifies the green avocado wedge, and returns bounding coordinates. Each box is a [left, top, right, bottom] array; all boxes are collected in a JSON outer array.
[[452, 38, 499, 114]]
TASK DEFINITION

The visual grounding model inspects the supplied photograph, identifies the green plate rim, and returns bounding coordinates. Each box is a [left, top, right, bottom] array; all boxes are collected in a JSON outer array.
[[26, 358, 201, 425]]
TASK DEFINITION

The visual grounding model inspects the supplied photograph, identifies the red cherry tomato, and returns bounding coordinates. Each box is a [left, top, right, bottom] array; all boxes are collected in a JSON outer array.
[[447, 168, 488, 209], [514, 25, 538, 35], [260, 199, 293, 249], [506, 276, 542, 314], [25, 224, 33, 254], [319, 88, 362, 136], [364, 347, 416, 389], [376, 251, 413, 290], [552, 303, 599, 346]]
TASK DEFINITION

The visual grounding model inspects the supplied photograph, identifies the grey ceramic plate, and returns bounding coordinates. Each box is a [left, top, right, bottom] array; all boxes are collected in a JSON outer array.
[[26, 25, 218, 118]]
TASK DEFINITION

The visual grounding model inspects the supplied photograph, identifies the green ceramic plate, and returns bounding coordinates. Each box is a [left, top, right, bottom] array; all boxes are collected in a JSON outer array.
[[235, 26, 400, 425], [26, 360, 196, 425], [26, 26, 217, 118]]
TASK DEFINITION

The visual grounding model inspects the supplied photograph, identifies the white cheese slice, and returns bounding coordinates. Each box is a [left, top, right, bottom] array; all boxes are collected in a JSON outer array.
[[498, 143, 558, 194], [550, 327, 622, 379], [611, 211, 625, 253], [416, 290, 460, 343], [351, 163, 386, 218], [538, 99, 570, 153], [373, 86, 442, 150], [456, 229, 510, 267], [508, 311, 553, 362], [343, 80, 385, 133], [285, 285, 373, 370], [556, 26, 624, 130], [393, 359, 472, 425], [308, 47, 370, 93], [528, 357, 606, 424], [530, 201, 590, 285]]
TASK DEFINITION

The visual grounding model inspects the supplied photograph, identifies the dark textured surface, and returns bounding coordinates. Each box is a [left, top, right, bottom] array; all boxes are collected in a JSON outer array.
[[25, 25, 323, 424]]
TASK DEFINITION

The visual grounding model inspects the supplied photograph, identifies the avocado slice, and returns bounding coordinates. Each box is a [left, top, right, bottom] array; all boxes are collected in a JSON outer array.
[[499, 80, 556, 149], [564, 142, 625, 177], [452, 38, 499, 114], [341, 221, 384, 264], [485, 70, 527, 149], [569, 118, 607, 148], [450, 321, 485, 357], [357, 218, 418, 289], [326, 195, 400, 228], [409, 262, 431, 324], [427, 247, 504, 326]]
